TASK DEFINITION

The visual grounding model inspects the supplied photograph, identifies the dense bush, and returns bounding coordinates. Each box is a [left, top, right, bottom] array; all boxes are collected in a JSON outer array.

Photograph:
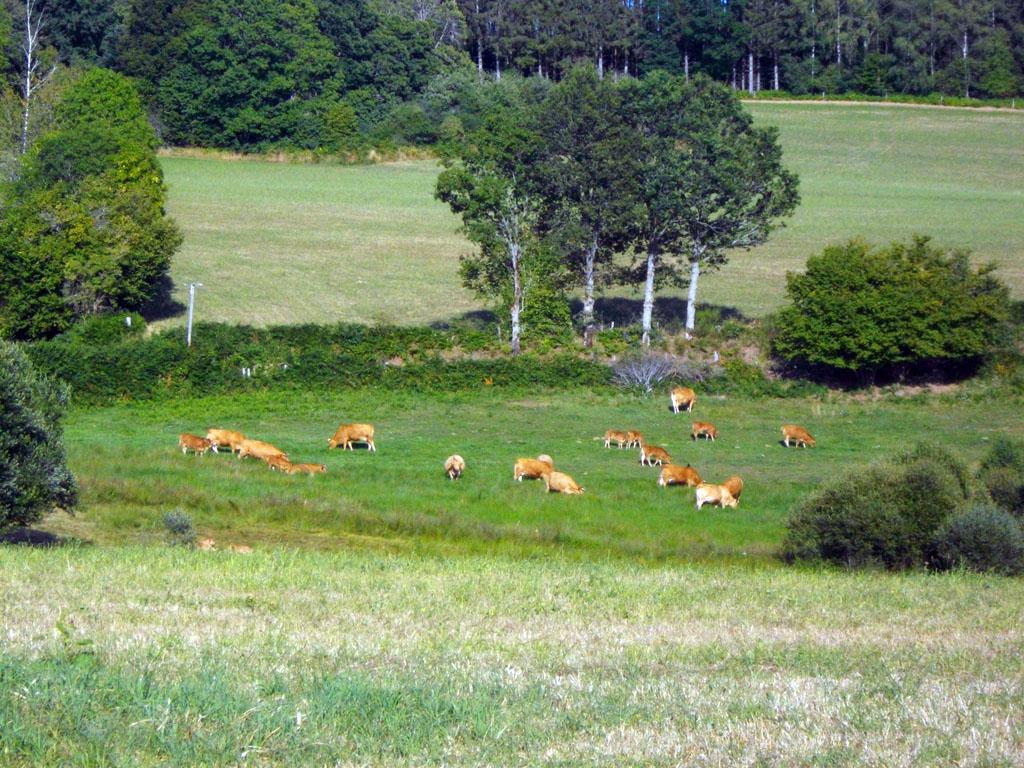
[[0, 342, 78, 530], [163, 510, 197, 548], [772, 237, 1011, 382], [931, 503, 1024, 575], [978, 437, 1024, 516], [783, 443, 969, 569]]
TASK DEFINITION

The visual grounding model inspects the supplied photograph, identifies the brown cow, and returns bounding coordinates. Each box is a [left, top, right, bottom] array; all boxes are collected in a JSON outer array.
[[722, 475, 743, 503], [266, 454, 293, 472], [206, 428, 246, 454], [179, 433, 215, 456], [695, 483, 738, 509], [639, 442, 671, 466], [658, 464, 702, 488], [514, 454, 554, 481], [782, 425, 816, 448], [197, 537, 217, 551], [625, 430, 644, 448], [444, 454, 465, 480], [670, 386, 696, 414], [542, 470, 584, 495], [603, 430, 629, 449], [226, 543, 253, 554], [287, 462, 327, 476], [237, 439, 288, 462], [328, 423, 376, 452], [691, 421, 719, 441]]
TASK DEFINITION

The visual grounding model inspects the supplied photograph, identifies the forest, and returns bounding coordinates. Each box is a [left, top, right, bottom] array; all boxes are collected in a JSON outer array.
[[0, 0, 1021, 153]]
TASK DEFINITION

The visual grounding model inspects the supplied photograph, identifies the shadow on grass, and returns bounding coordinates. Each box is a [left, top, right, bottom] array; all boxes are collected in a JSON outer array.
[[140, 275, 187, 323], [0, 527, 76, 548]]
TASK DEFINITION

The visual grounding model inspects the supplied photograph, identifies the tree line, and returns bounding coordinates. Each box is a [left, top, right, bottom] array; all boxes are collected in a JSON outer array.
[[0, 0, 1020, 155]]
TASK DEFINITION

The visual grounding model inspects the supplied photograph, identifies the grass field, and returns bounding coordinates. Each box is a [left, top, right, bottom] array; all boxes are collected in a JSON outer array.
[[37, 387, 1024, 560], [2, 546, 1022, 765], [160, 103, 1024, 327]]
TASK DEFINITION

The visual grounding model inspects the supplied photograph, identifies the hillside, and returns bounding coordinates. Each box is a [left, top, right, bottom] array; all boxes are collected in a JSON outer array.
[[159, 103, 1024, 328]]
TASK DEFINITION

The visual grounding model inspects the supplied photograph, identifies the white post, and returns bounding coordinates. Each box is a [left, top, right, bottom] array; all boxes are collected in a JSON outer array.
[[186, 282, 202, 347]]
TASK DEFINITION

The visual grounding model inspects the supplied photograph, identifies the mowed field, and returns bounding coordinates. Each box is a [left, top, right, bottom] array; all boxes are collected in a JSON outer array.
[[161, 103, 1024, 327], [42, 388, 1024, 560]]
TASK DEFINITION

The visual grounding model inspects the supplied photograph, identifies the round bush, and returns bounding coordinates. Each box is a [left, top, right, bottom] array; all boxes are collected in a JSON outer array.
[[932, 504, 1024, 575], [982, 467, 1024, 517]]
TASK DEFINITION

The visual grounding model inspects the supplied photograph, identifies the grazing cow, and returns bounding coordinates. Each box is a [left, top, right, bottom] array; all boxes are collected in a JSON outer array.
[[514, 454, 554, 481], [237, 439, 288, 462], [328, 423, 376, 452], [722, 475, 743, 503], [670, 386, 697, 414], [444, 454, 465, 480], [542, 470, 584, 495], [179, 433, 215, 456], [266, 454, 293, 472], [695, 483, 739, 509], [625, 430, 643, 448], [639, 442, 671, 466], [691, 421, 719, 441], [197, 537, 217, 551], [603, 430, 629, 449], [206, 428, 246, 454], [782, 425, 816, 448], [287, 462, 327, 476], [226, 543, 253, 554], [658, 464, 702, 488]]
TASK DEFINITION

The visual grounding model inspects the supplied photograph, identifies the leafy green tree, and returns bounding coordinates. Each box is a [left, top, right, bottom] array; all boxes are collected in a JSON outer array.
[[773, 237, 1011, 380], [436, 104, 544, 354], [0, 340, 77, 530], [977, 29, 1019, 97]]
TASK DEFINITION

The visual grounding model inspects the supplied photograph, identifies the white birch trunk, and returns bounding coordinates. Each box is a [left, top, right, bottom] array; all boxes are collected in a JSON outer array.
[[962, 31, 969, 98], [773, 57, 779, 90], [510, 241, 521, 355], [598, 45, 604, 79], [684, 51, 689, 80], [641, 247, 656, 348], [582, 238, 597, 348], [748, 52, 755, 94], [685, 256, 700, 332]]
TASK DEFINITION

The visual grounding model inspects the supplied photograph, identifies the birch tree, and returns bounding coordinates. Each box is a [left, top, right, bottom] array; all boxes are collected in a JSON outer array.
[[19, 0, 56, 155]]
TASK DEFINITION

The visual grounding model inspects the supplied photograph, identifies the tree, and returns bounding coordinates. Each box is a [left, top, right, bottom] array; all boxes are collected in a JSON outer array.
[[435, 104, 543, 354], [0, 341, 77, 530], [773, 237, 1011, 381], [17, 0, 57, 154]]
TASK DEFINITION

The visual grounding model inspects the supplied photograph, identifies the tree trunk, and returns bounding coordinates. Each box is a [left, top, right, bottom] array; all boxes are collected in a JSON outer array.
[[510, 242, 521, 355], [684, 51, 689, 80], [598, 45, 604, 79], [640, 247, 656, 348], [476, 39, 483, 73], [582, 237, 597, 348], [748, 51, 755, 94], [773, 55, 779, 90], [685, 254, 700, 332], [962, 31, 969, 98], [495, 48, 501, 80], [835, 0, 842, 67]]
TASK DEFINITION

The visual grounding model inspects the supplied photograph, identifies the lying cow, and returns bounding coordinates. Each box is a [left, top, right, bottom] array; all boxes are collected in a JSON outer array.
[[514, 454, 554, 482], [781, 424, 816, 448], [206, 428, 246, 454], [542, 470, 584, 495], [658, 464, 702, 488], [695, 483, 739, 509], [179, 433, 215, 456], [287, 462, 327, 476], [691, 422, 718, 441], [670, 386, 696, 414], [444, 454, 465, 480], [328, 423, 376, 452]]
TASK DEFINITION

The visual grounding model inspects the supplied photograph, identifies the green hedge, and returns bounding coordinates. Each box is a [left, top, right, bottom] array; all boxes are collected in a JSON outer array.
[[22, 322, 610, 404]]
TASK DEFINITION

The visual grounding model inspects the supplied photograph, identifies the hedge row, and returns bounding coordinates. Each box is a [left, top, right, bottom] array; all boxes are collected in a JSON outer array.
[[23, 321, 611, 404]]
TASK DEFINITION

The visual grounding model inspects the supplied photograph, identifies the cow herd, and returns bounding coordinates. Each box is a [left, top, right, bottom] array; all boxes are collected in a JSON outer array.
[[177, 385, 816, 509]]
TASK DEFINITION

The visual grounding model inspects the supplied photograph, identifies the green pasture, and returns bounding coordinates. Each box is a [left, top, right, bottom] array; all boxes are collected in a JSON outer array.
[[2, 546, 1022, 765], [160, 103, 1024, 327], [43, 388, 1024, 560]]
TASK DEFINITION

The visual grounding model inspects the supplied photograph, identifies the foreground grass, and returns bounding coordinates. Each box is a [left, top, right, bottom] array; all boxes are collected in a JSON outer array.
[[47, 388, 1024, 560], [1, 546, 1021, 766], [160, 103, 1024, 326]]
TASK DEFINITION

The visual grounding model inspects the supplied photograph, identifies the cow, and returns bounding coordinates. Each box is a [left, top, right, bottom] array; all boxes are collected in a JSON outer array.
[[237, 439, 288, 462], [782, 425, 816, 448], [514, 454, 554, 482], [670, 386, 696, 414], [444, 454, 465, 480], [625, 430, 643, 448], [287, 462, 327, 476], [328, 423, 376, 452], [695, 483, 739, 509], [266, 454, 293, 472], [542, 470, 584, 495], [179, 433, 215, 456], [639, 442, 671, 466], [658, 464, 702, 488], [691, 421, 719, 441], [603, 430, 629, 449], [197, 537, 217, 551], [206, 428, 246, 455], [226, 543, 253, 554], [722, 475, 743, 503]]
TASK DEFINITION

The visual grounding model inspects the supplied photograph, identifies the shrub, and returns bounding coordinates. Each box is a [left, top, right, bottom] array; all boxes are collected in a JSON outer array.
[[978, 437, 1024, 517], [783, 442, 969, 569], [932, 503, 1024, 575], [163, 510, 196, 547], [773, 237, 1011, 382], [0, 342, 78, 530]]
